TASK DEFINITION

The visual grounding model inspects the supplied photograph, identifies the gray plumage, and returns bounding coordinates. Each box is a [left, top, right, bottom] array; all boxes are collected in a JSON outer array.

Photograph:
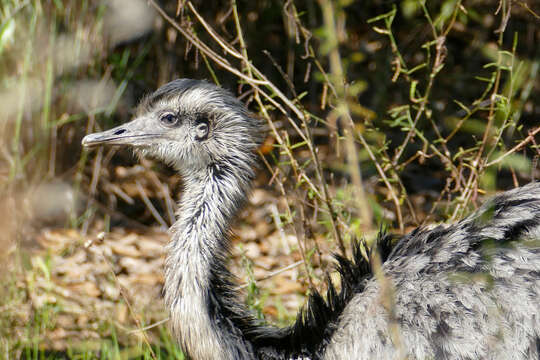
[[82, 79, 540, 360]]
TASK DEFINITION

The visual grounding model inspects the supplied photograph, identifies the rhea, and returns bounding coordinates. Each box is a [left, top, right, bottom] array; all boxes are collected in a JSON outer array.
[[82, 79, 540, 359]]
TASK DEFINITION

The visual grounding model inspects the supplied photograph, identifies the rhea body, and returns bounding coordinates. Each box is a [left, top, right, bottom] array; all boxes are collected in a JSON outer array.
[[82, 79, 540, 360]]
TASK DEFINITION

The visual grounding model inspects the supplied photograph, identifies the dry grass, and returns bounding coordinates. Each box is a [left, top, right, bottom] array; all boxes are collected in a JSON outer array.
[[0, 0, 539, 358]]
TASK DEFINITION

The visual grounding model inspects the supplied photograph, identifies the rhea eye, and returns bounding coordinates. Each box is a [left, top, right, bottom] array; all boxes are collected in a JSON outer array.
[[160, 113, 179, 127], [197, 122, 208, 133], [194, 120, 210, 141]]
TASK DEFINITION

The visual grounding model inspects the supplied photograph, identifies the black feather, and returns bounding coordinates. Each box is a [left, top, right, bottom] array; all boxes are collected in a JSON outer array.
[[206, 230, 395, 359]]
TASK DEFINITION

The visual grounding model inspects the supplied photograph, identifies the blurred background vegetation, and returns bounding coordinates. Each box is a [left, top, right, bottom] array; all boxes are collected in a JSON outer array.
[[0, 0, 538, 358]]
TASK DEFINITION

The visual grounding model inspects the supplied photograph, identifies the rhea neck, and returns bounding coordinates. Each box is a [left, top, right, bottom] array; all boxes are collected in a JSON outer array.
[[164, 155, 257, 360]]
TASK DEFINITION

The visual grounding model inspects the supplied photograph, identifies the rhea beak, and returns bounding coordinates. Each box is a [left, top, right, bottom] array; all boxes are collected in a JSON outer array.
[[82, 117, 159, 148]]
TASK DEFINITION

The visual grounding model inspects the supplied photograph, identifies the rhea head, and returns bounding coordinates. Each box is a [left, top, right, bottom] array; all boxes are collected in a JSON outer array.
[[82, 79, 264, 175], [82, 79, 268, 359]]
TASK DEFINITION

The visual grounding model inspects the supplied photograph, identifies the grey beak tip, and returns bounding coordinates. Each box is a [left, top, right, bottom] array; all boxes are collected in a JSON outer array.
[[82, 134, 99, 147]]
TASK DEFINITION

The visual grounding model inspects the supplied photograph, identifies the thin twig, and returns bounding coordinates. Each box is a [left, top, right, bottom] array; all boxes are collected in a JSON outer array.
[[128, 317, 170, 334], [234, 260, 305, 291], [485, 127, 540, 167], [136, 180, 168, 229]]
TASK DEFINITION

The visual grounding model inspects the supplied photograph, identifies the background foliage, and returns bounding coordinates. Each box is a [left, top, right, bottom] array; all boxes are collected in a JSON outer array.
[[0, 0, 538, 358]]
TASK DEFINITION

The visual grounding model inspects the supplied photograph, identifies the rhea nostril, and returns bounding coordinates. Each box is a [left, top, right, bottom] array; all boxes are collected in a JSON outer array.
[[114, 129, 126, 135]]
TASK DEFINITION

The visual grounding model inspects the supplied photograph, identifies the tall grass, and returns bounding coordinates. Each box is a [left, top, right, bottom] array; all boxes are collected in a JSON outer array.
[[0, 0, 538, 358]]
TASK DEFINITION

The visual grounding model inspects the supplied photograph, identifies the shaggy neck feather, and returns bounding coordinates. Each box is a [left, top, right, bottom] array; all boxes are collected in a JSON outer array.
[[164, 157, 256, 360]]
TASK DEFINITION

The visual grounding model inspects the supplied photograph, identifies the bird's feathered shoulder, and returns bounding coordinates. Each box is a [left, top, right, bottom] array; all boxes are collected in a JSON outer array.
[[386, 181, 540, 273], [244, 231, 395, 359], [210, 182, 540, 359]]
